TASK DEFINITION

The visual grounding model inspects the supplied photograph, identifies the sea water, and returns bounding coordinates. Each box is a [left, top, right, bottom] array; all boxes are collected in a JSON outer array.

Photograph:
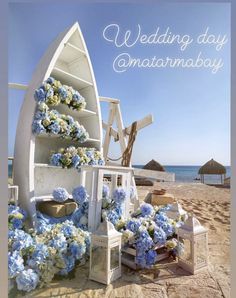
[[8, 164, 231, 184], [134, 165, 231, 184]]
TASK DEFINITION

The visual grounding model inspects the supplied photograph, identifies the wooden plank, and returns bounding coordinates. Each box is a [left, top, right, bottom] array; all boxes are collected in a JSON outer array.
[[103, 115, 153, 139], [115, 103, 128, 156], [102, 121, 119, 141], [99, 96, 120, 104], [125, 114, 153, 135], [8, 83, 28, 90], [103, 103, 117, 161]]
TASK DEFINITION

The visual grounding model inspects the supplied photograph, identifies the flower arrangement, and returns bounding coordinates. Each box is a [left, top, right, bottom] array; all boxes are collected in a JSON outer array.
[[115, 203, 185, 268], [50, 146, 104, 168], [8, 208, 90, 293], [52, 187, 70, 202], [32, 106, 89, 143], [101, 185, 127, 226], [34, 77, 86, 111], [36, 185, 89, 231], [8, 205, 27, 230]]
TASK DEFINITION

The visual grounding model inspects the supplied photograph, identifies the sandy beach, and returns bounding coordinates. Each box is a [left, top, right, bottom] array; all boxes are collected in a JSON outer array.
[[12, 182, 230, 298]]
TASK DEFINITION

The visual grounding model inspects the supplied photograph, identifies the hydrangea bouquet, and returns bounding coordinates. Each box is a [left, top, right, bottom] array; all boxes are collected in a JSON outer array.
[[8, 211, 90, 293], [101, 185, 127, 226], [8, 205, 27, 230], [116, 203, 185, 268], [34, 77, 86, 111], [50, 146, 104, 169], [32, 106, 89, 143]]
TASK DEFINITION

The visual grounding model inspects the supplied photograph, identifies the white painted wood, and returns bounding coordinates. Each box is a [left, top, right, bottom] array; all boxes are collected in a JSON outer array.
[[99, 96, 120, 104], [102, 114, 153, 140], [8, 83, 28, 90], [115, 103, 128, 159], [79, 165, 133, 232], [8, 185, 18, 205], [103, 103, 117, 161], [13, 22, 103, 225], [125, 114, 153, 135]]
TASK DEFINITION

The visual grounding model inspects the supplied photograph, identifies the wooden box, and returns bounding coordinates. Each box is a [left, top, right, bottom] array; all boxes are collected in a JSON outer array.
[[38, 199, 77, 218], [151, 193, 175, 206], [121, 245, 169, 270]]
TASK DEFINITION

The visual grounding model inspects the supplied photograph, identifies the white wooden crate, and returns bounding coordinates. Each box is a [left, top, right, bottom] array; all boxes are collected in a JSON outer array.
[[121, 245, 169, 270]]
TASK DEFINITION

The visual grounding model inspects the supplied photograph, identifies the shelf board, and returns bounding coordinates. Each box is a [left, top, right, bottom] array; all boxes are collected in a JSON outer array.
[[35, 134, 100, 143], [59, 42, 86, 64], [51, 67, 93, 90], [55, 104, 97, 119]]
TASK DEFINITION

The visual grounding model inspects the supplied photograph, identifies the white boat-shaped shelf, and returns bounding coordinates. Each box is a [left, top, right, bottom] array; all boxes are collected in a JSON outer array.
[[14, 22, 103, 224]]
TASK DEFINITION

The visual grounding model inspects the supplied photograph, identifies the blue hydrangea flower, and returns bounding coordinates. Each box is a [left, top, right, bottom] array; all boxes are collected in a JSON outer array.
[[8, 205, 27, 220], [16, 269, 39, 292], [136, 229, 153, 253], [75, 126, 85, 139], [34, 87, 46, 102], [140, 203, 154, 217], [72, 186, 88, 205], [105, 210, 120, 226], [52, 187, 69, 203], [32, 120, 46, 134], [59, 255, 75, 276], [45, 87, 54, 99], [8, 251, 24, 278], [158, 221, 174, 237], [72, 90, 82, 101], [88, 159, 97, 166], [153, 226, 167, 245], [60, 222, 76, 238], [11, 218, 23, 229], [145, 250, 157, 266], [46, 77, 55, 84], [11, 230, 34, 251], [113, 188, 126, 205], [98, 159, 104, 165], [67, 115, 75, 125], [102, 184, 110, 199], [50, 153, 62, 166], [155, 212, 169, 223], [36, 220, 52, 234], [86, 150, 94, 159], [34, 111, 47, 121], [135, 252, 146, 268], [126, 219, 141, 233], [27, 244, 49, 269], [71, 155, 80, 167], [58, 86, 68, 101], [69, 241, 86, 260], [48, 121, 61, 134], [48, 234, 67, 252], [71, 208, 84, 226]]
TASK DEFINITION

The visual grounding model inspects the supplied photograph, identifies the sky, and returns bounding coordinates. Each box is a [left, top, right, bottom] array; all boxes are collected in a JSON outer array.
[[8, 2, 230, 166]]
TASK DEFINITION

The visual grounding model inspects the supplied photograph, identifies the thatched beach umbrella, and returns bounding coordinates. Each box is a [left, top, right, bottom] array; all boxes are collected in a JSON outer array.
[[198, 158, 226, 184], [143, 159, 165, 172]]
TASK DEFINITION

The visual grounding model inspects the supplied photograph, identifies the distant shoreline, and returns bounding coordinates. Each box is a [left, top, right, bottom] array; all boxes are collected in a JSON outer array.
[[8, 164, 231, 184]]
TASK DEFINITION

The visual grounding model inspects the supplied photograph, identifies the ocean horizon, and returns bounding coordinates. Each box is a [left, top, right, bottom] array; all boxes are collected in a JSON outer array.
[[8, 164, 231, 184]]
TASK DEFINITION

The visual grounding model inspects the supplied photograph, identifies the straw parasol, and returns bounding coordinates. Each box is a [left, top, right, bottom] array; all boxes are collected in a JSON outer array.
[[143, 159, 165, 172], [198, 158, 226, 184]]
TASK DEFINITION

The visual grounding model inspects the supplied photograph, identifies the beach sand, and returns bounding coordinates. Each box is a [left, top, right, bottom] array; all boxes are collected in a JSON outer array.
[[14, 182, 230, 298]]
